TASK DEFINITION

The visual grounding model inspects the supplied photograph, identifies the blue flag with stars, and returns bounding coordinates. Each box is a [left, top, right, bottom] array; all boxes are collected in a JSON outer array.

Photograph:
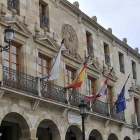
[[115, 83, 127, 113]]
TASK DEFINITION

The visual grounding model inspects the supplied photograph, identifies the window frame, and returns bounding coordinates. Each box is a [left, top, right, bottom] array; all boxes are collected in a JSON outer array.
[[87, 76, 96, 95]]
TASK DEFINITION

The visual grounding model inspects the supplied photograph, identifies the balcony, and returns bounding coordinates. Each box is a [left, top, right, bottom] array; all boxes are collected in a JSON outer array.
[[7, 0, 19, 14], [133, 70, 137, 79], [105, 54, 110, 64], [1, 65, 125, 123], [120, 63, 125, 73], [87, 43, 93, 56], [40, 14, 49, 30]]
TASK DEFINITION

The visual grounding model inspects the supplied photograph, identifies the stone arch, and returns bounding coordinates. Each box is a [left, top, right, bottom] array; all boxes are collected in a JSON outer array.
[[108, 133, 118, 140], [88, 129, 103, 140], [35, 114, 61, 140], [124, 136, 131, 140], [0, 106, 32, 140], [65, 124, 82, 140]]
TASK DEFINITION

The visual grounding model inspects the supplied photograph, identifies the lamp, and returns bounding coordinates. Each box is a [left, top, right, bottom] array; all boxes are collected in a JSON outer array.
[[79, 100, 87, 140], [126, 86, 134, 102], [0, 26, 14, 52]]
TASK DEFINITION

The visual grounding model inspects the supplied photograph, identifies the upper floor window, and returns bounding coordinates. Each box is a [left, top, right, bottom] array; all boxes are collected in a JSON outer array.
[[39, 1, 49, 30], [107, 86, 113, 105], [65, 66, 76, 87], [132, 61, 136, 79], [104, 43, 110, 64], [38, 54, 51, 78], [87, 76, 96, 95], [134, 97, 139, 115], [119, 52, 125, 73], [4, 42, 21, 71], [7, 0, 19, 15], [86, 31, 93, 56]]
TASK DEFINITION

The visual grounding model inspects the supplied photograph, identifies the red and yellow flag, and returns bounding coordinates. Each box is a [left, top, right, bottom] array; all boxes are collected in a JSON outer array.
[[66, 63, 87, 88]]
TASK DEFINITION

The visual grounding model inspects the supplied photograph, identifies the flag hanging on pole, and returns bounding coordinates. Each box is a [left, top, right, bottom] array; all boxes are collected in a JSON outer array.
[[86, 72, 111, 102], [66, 63, 87, 88], [115, 75, 130, 113]]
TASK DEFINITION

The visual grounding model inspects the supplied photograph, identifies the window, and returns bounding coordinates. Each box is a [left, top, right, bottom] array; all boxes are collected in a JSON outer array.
[[107, 86, 113, 104], [39, 1, 49, 30], [119, 52, 125, 73], [65, 66, 76, 87], [86, 31, 93, 56], [87, 76, 96, 95], [132, 61, 136, 79], [7, 0, 19, 15], [4, 42, 21, 71], [38, 54, 51, 77], [104, 43, 110, 64], [134, 97, 139, 115]]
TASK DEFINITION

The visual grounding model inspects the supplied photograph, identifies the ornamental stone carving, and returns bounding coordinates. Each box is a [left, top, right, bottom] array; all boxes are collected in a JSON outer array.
[[62, 24, 78, 55]]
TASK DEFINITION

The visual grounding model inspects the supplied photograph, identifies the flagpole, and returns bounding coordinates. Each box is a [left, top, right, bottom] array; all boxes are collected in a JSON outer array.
[[109, 75, 130, 116], [89, 67, 114, 110], [66, 55, 90, 104], [41, 39, 65, 93]]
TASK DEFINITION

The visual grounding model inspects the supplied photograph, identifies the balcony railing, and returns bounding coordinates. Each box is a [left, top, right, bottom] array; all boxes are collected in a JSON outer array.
[[105, 54, 110, 64], [40, 14, 49, 30], [133, 70, 137, 79], [2, 66, 125, 122], [41, 80, 66, 104], [87, 43, 93, 56], [137, 115, 140, 126], [110, 104, 125, 121], [7, 0, 19, 14], [92, 99, 109, 116], [120, 63, 125, 73], [3, 66, 38, 95]]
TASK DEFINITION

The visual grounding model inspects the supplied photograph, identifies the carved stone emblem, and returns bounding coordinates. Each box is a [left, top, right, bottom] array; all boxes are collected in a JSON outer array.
[[62, 24, 78, 55]]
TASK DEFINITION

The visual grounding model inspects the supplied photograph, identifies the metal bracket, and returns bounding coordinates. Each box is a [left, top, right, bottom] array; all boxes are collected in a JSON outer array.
[[32, 100, 40, 111], [61, 108, 68, 118], [104, 120, 110, 128]]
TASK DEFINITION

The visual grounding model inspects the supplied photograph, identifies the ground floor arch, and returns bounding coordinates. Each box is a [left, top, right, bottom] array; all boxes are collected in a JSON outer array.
[[88, 129, 103, 140], [124, 136, 131, 140], [0, 112, 31, 140], [36, 119, 61, 140], [108, 133, 118, 140], [65, 125, 82, 140]]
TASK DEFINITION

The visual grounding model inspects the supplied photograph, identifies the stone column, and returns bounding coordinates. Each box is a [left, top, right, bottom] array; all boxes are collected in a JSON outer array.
[[65, 88, 70, 105], [37, 77, 41, 97]]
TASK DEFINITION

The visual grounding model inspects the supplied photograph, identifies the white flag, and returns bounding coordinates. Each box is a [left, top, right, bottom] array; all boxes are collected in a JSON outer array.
[[48, 47, 62, 81]]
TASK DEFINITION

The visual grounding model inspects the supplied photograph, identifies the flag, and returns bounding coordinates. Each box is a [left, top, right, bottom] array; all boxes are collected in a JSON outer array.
[[86, 94, 101, 102], [48, 47, 62, 81], [98, 73, 110, 98], [66, 63, 87, 88], [115, 83, 127, 113]]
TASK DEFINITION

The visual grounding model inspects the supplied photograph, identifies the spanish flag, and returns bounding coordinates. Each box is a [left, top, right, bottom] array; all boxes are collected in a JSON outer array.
[[66, 63, 87, 88]]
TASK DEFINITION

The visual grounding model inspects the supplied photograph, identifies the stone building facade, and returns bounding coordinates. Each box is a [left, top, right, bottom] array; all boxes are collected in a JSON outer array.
[[0, 0, 140, 140]]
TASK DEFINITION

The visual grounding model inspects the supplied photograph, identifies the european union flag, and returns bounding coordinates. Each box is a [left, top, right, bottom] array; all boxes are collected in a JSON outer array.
[[115, 83, 126, 113]]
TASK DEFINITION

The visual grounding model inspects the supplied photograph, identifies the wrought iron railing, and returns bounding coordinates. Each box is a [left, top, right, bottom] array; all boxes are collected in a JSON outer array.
[[68, 90, 87, 107], [120, 63, 125, 73], [40, 14, 49, 30], [137, 115, 140, 126], [92, 99, 109, 116], [7, 0, 19, 14], [87, 43, 93, 56], [3, 66, 38, 95], [41, 80, 66, 103], [110, 104, 125, 121], [133, 70, 137, 79], [105, 54, 110, 64]]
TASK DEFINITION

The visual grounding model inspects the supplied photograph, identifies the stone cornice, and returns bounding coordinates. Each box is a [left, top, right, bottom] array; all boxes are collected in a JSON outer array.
[[60, 0, 140, 60]]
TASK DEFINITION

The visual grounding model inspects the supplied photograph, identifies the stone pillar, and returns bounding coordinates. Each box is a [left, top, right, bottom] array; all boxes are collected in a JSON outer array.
[[65, 88, 70, 105], [37, 77, 41, 97], [0, 63, 2, 82]]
